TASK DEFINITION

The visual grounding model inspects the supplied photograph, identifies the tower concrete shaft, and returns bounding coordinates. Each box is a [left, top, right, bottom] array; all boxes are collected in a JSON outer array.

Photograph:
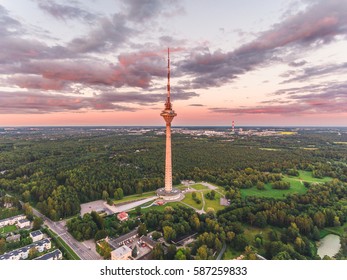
[[160, 48, 176, 193]]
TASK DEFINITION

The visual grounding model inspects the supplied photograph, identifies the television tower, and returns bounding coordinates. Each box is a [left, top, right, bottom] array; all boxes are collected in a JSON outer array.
[[232, 120, 235, 133], [160, 48, 177, 193]]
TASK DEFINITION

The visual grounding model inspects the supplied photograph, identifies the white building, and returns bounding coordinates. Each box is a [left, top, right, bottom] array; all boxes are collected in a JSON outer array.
[[35, 249, 62, 260], [30, 230, 43, 242], [111, 245, 132, 260], [17, 219, 30, 229], [0, 214, 26, 228], [0, 238, 51, 260]]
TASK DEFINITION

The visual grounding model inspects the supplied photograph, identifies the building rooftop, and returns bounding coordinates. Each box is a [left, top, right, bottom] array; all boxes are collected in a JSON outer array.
[[30, 230, 43, 237], [111, 245, 131, 259], [117, 212, 129, 219], [0, 214, 26, 224], [35, 249, 62, 260], [108, 229, 138, 249], [140, 235, 158, 248], [18, 218, 30, 224], [0, 238, 50, 260]]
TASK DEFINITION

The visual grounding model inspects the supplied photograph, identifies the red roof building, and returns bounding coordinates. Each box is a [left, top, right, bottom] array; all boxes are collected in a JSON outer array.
[[117, 212, 129, 222]]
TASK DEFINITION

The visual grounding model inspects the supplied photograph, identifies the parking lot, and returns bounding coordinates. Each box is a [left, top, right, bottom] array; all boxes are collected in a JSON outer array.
[[80, 200, 113, 216]]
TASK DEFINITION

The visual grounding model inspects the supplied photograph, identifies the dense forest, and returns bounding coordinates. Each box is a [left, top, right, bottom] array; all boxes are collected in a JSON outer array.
[[0, 127, 347, 221]]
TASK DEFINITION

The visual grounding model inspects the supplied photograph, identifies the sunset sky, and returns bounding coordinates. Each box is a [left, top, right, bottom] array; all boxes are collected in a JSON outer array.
[[0, 0, 346, 126]]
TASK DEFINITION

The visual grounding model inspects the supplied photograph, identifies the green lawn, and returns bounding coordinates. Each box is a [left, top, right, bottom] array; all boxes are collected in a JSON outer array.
[[319, 222, 347, 238], [128, 201, 184, 214], [0, 224, 17, 234], [182, 192, 203, 210], [113, 191, 156, 205], [240, 182, 304, 199], [291, 170, 332, 183], [203, 191, 224, 212], [241, 171, 332, 199], [190, 184, 208, 190]]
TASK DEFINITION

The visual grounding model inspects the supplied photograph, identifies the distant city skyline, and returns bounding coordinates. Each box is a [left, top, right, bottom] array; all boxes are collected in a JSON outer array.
[[0, 0, 346, 126]]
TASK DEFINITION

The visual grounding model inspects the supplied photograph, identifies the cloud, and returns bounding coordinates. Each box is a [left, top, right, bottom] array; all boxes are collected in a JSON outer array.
[[35, 0, 98, 23], [8, 49, 171, 89], [211, 81, 347, 115], [121, 0, 184, 22], [0, 89, 197, 114], [67, 14, 134, 53], [281, 62, 347, 83], [288, 60, 307, 67], [189, 104, 204, 107], [180, 0, 347, 89], [8, 75, 67, 90]]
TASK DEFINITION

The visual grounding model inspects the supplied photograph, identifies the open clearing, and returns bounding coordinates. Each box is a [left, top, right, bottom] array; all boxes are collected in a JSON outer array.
[[241, 170, 332, 199]]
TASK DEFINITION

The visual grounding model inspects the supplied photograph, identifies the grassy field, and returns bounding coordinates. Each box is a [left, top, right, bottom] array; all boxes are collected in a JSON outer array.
[[113, 191, 156, 205], [319, 222, 347, 238], [293, 170, 332, 183], [203, 191, 224, 212], [241, 182, 305, 199], [241, 171, 332, 199], [0, 224, 17, 234], [128, 201, 184, 214], [182, 192, 203, 210], [190, 184, 209, 190]]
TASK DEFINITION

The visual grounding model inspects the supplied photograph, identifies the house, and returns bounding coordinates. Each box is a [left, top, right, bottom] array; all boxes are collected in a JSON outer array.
[[111, 245, 132, 260], [30, 230, 43, 242], [107, 229, 138, 249], [0, 238, 51, 260], [5, 233, 20, 243], [17, 219, 30, 229], [35, 249, 62, 260], [0, 214, 26, 228], [117, 212, 129, 222]]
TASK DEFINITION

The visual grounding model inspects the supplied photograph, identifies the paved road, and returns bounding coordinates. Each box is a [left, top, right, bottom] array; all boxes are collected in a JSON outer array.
[[32, 208, 102, 260], [104, 196, 157, 213]]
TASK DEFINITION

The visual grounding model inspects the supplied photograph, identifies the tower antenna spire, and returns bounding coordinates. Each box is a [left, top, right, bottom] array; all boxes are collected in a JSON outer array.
[[165, 48, 171, 109]]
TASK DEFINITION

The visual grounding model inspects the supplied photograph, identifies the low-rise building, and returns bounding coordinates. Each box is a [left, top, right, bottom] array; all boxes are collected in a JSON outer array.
[[5, 233, 20, 243], [111, 245, 132, 260], [139, 236, 158, 249], [30, 230, 43, 242], [17, 219, 30, 229], [108, 229, 138, 249], [117, 212, 129, 222], [0, 214, 26, 228], [0, 238, 51, 260], [35, 249, 62, 260]]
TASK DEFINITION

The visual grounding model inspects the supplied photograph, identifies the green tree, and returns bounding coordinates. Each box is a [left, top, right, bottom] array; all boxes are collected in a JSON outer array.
[[152, 243, 164, 260], [132, 246, 138, 258], [163, 226, 176, 242], [102, 191, 109, 201], [28, 247, 39, 259], [135, 206, 142, 216], [114, 188, 124, 200], [151, 231, 161, 240], [22, 203, 33, 220], [138, 223, 147, 236], [166, 244, 177, 260], [32, 217, 43, 230], [174, 249, 186, 260], [0, 238, 6, 254], [196, 245, 208, 260]]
